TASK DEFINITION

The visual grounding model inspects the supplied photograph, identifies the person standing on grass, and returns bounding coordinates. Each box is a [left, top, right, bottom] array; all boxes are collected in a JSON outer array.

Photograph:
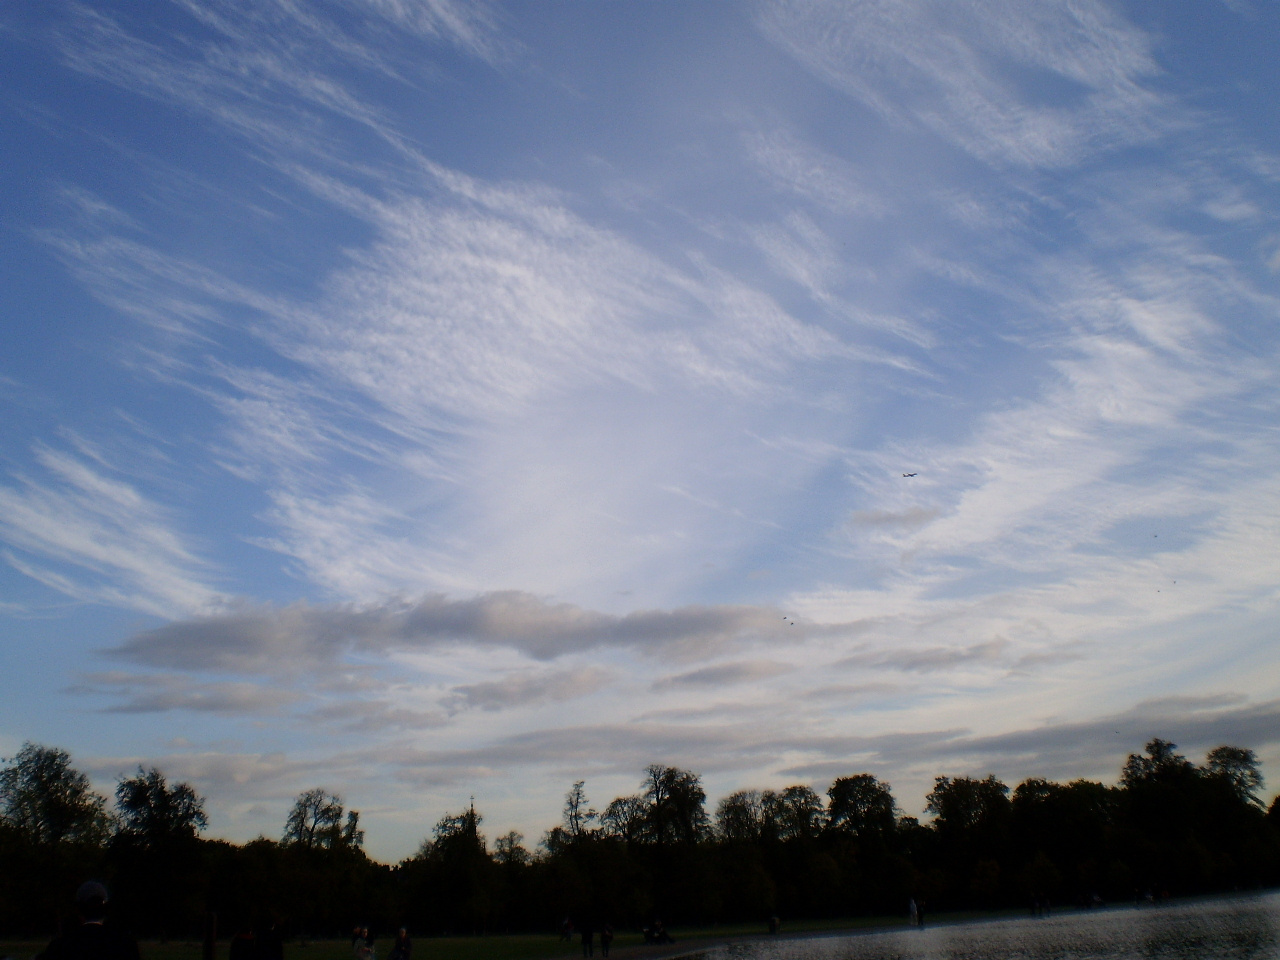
[[353, 926, 374, 960], [38, 883, 140, 960], [254, 917, 283, 960], [387, 928, 411, 960], [228, 922, 255, 960], [599, 924, 613, 958]]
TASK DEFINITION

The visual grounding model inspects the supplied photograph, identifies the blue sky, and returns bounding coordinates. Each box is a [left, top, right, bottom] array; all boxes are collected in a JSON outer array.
[[1, 0, 1278, 861]]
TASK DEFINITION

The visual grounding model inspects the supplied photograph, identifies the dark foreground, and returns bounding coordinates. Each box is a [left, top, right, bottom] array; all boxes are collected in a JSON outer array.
[[8, 894, 1278, 960]]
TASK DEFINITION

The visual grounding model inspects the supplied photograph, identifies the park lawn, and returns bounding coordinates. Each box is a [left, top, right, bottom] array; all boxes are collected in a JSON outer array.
[[0, 935, 615, 960], [0, 915, 923, 960]]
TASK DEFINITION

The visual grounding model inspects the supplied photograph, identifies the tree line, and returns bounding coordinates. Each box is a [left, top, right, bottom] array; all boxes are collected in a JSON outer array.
[[2, 739, 1278, 939]]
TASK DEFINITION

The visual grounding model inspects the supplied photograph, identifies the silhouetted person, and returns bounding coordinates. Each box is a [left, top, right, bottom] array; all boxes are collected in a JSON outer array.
[[580, 922, 594, 957], [387, 928, 411, 960], [39, 883, 140, 960], [916, 901, 926, 929], [599, 925, 613, 958], [254, 918, 283, 960], [229, 925, 255, 960], [353, 926, 373, 960]]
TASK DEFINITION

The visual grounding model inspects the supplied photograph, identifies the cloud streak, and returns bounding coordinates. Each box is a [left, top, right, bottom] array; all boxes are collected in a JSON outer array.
[[111, 593, 827, 671], [0, 446, 221, 617], [756, 0, 1166, 167]]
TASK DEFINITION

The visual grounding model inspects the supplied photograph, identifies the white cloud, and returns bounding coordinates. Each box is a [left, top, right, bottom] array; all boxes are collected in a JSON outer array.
[[8, 0, 1280, 856], [755, 0, 1165, 167], [0, 446, 222, 617]]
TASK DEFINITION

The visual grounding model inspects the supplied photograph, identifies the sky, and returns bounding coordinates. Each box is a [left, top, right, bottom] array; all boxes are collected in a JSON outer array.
[[1, 0, 1278, 863]]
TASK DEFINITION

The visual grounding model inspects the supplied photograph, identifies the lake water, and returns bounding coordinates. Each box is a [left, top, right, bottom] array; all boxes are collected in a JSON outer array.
[[687, 892, 1280, 960]]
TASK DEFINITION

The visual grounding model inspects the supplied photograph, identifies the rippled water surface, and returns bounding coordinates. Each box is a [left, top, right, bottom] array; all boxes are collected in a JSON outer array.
[[692, 892, 1280, 960]]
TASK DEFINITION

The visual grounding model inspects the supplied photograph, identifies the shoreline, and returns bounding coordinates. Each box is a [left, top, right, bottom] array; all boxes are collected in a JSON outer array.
[[4, 890, 1277, 960], [599, 889, 1280, 960]]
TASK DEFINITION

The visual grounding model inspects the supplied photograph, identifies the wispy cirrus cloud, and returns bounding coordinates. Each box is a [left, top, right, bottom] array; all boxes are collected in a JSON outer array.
[[0, 445, 221, 617], [837, 639, 1009, 674], [7, 0, 1280, 858], [755, 0, 1166, 167], [55, 0, 510, 169]]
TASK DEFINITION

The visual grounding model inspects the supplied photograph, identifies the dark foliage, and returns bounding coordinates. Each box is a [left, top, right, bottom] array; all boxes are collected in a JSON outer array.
[[1, 740, 1277, 940]]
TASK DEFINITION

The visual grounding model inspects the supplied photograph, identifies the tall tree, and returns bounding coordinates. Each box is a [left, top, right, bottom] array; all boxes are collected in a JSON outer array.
[[926, 775, 1011, 835], [643, 764, 708, 844], [600, 794, 648, 844], [767, 785, 825, 841], [1121, 738, 1195, 787], [826, 773, 896, 839], [715, 789, 764, 843], [430, 804, 486, 857], [283, 788, 363, 849], [0, 742, 109, 847], [115, 766, 208, 845], [494, 830, 530, 866], [562, 780, 597, 839], [1204, 745, 1264, 807]]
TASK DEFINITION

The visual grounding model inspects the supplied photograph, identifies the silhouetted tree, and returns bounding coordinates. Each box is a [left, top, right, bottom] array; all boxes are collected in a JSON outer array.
[[283, 788, 363, 849], [1121, 738, 1194, 787], [1011, 777, 1116, 900], [927, 775, 1010, 835], [600, 794, 647, 844], [115, 767, 207, 845], [417, 803, 492, 933], [767, 785, 825, 841], [0, 744, 110, 935], [643, 765, 708, 844], [826, 774, 896, 839], [926, 774, 1012, 906], [0, 742, 109, 848], [563, 780, 597, 839], [494, 830, 530, 866], [110, 768, 209, 937], [0, 743, 1277, 938], [1204, 746, 1264, 807], [716, 790, 765, 843]]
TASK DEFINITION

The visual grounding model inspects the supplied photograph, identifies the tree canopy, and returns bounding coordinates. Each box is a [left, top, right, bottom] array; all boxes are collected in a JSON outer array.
[[115, 766, 208, 845], [0, 742, 109, 848], [0, 739, 1276, 939]]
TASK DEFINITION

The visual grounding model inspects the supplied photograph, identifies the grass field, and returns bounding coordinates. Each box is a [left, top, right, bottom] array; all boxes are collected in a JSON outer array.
[[0, 914, 925, 960], [0, 933, 643, 960]]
